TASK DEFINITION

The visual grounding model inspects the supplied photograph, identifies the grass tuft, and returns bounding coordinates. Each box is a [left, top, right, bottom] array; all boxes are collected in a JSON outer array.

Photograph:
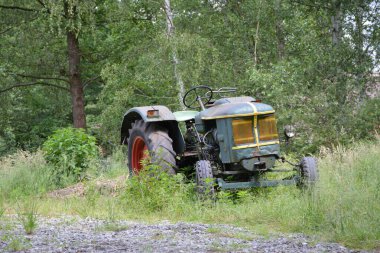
[[17, 200, 38, 235]]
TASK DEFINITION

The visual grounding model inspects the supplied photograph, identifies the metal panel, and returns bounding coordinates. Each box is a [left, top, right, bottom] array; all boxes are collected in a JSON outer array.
[[217, 177, 299, 189], [123, 106, 176, 122], [173, 110, 199, 121], [120, 105, 185, 154], [199, 102, 275, 120], [215, 116, 280, 164], [216, 118, 233, 163]]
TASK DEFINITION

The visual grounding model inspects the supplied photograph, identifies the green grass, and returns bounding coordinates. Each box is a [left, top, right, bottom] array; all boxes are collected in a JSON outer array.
[[1, 140, 380, 249], [0, 150, 55, 200], [1, 233, 30, 251], [95, 222, 129, 232], [17, 200, 38, 235], [206, 226, 257, 241]]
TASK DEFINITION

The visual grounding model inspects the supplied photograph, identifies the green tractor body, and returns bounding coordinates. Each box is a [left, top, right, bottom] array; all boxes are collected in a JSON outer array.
[[121, 86, 317, 192]]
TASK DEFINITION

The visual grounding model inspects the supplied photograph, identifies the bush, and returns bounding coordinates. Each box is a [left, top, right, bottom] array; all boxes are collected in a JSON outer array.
[[42, 127, 98, 185]]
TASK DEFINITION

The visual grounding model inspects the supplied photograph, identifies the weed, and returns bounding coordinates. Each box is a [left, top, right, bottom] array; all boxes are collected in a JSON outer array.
[[2, 233, 30, 251], [122, 162, 194, 214], [0, 150, 55, 200], [209, 241, 227, 252], [206, 226, 256, 241], [17, 201, 38, 235], [0, 204, 4, 219], [96, 222, 129, 232], [229, 242, 246, 250], [97, 147, 128, 178], [206, 226, 222, 234], [42, 127, 98, 186]]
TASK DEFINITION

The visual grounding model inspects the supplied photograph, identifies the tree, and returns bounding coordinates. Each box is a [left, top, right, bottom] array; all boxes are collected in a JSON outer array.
[[164, 0, 185, 109], [0, 0, 98, 129], [0, 0, 378, 155]]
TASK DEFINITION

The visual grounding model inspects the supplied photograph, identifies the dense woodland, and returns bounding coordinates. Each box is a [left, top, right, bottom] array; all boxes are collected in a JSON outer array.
[[0, 0, 379, 156]]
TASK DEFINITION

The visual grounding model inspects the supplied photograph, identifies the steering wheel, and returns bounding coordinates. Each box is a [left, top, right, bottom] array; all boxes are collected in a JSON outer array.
[[183, 86, 213, 109]]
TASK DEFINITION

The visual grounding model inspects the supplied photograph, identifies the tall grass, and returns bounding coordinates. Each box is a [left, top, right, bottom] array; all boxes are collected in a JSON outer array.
[[116, 139, 380, 248], [301, 141, 380, 247], [0, 151, 54, 200], [1, 140, 379, 249]]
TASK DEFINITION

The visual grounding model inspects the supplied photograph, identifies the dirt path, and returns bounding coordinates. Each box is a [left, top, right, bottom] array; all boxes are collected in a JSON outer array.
[[0, 216, 366, 253]]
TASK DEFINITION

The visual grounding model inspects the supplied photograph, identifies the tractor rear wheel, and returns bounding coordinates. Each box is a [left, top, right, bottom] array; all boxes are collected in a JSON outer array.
[[195, 160, 215, 198], [127, 120, 176, 176], [298, 157, 318, 188]]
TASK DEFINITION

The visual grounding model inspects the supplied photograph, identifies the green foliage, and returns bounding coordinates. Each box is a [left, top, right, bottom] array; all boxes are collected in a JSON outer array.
[[299, 141, 380, 247], [351, 98, 380, 139], [123, 163, 194, 213], [1, 0, 379, 155], [45, 0, 96, 35], [17, 201, 38, 235], [0, 128, 17, 157], [81, 139, 380, 248], [0, 204, 4, 219], [42, 128, 99, 185], [0, 151, 54, 200], [1, 139, 380, 248], [1, 233, 29, 252]]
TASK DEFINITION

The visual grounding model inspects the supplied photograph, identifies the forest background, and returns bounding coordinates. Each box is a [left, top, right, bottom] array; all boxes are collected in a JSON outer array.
[[0, 0, 379, 157]]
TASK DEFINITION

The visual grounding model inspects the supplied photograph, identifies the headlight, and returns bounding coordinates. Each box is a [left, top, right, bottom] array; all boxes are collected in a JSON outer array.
[[284, 125, 296, 138]]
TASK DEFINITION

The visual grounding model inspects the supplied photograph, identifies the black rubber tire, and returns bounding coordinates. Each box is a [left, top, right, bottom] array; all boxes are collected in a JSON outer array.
[[195, 160, 215, 197], [127, 120, 176, 176], [298, 157, 318, 188]]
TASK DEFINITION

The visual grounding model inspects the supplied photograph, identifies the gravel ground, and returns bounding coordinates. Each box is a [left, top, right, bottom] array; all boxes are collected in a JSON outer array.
[[0, 216, 367, 253]]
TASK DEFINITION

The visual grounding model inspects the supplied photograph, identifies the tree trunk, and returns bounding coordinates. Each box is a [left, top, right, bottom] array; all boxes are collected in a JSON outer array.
[[354, 5, 364, 65], [331, 0, 342, 46], [275, 0, 285, 60], [163, 0, 185, 110], [253, 20, 260, 67], [67, 31, 86, 128]]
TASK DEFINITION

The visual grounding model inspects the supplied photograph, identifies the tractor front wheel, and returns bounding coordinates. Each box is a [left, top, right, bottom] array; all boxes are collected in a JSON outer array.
[[127, 120, 176, 176], [298, 157, 318, 188], [195, 160, 215, 198]]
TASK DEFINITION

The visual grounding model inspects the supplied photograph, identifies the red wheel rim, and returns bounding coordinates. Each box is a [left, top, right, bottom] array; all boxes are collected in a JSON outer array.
[[131, 136, 149, 173]]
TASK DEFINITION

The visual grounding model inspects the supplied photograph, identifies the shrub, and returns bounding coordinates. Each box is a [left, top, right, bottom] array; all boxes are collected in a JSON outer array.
[[42, 127, 98, 185]]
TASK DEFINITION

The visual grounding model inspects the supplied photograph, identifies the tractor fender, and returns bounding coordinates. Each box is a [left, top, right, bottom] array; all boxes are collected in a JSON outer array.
[[120, 106, 185, 154]]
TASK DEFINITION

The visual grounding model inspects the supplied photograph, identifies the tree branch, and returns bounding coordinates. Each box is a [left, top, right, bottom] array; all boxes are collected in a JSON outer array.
[[36, 0, 46, 8], [35, 0, 50, 14], [83, 75, 101, 89], [9, 73, 70, 83], [0, 82, 70, 93], [0, 5, 39, 12], [290, 0, 331, 10], [0, 27, 13, 35]]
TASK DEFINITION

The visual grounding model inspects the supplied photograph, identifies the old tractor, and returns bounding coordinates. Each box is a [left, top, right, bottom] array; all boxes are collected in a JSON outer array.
[[121, 86, 317, 194]]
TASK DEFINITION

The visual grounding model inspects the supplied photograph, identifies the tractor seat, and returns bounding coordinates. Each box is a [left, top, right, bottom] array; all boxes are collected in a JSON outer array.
[[173, 111, 199, 122]]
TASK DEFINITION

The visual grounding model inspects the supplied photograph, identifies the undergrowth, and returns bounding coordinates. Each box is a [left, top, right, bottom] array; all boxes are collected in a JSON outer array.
[[0, 150, 54, 200], [1, 139, 379, 249]]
